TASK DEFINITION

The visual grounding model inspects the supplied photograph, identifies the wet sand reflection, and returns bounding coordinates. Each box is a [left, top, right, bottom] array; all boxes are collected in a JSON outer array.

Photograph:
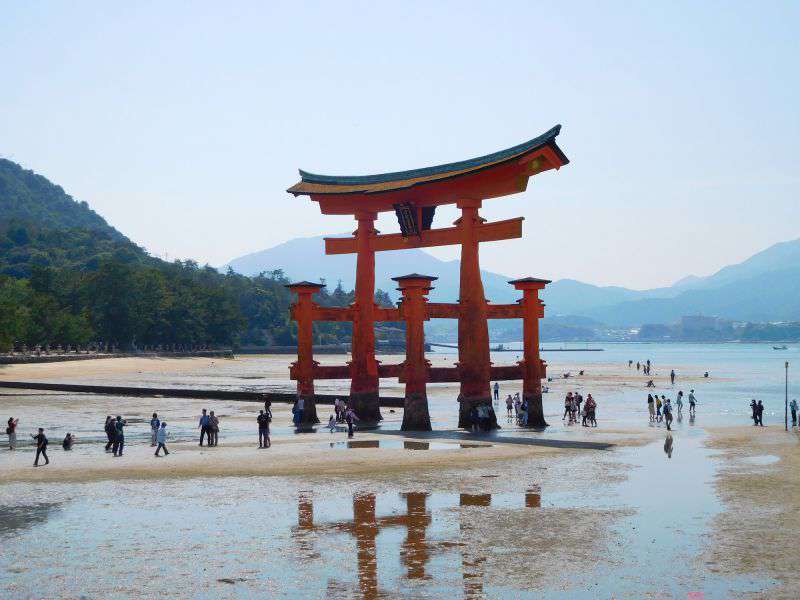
[[294, 488, 541, 598]]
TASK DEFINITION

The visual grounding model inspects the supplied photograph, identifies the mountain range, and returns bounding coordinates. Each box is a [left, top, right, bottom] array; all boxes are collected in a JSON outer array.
[[226, 235, 800, 327]]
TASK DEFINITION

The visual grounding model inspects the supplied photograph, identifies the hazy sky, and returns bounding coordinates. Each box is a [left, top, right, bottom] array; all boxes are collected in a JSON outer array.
[[2, 1, 798, 289]]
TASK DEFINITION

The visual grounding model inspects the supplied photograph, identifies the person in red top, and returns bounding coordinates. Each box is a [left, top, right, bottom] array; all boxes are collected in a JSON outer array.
[[6, 417, 18, 450]]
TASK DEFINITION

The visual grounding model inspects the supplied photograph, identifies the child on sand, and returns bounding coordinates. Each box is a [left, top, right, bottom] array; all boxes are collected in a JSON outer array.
[[150, 413, 160, 447], [155, 422, 169, 456], [62, 433, 75, 450]]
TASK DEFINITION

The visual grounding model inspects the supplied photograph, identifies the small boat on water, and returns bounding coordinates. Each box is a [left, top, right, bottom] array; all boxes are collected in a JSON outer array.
[[773, 345, 788, 350]]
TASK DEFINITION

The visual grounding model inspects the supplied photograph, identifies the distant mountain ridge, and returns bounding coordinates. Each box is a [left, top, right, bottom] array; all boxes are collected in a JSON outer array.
[[226, 235, 800, 326], [225, 235, 519, 303]]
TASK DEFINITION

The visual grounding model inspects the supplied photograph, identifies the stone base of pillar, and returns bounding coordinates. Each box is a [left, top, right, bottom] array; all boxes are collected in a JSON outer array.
[[523, 392, 548, 428], [348, 391, 382, 424], [402, 392, 432, 432], [458, 396, 500, 431], [299, 394, 321, 425]]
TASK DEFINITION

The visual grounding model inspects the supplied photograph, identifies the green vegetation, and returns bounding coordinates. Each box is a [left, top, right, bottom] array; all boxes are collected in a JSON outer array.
[[0, 159, 396, 352]]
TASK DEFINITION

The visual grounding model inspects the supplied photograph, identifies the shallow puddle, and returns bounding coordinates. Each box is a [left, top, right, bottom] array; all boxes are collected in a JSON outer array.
[[326, 440, 493, 451], [739, 454, 780, 465]]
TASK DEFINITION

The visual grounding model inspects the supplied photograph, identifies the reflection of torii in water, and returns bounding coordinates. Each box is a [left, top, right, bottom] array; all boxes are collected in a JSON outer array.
[[293, 489, 541, 598], [295, 492, 431, 598]]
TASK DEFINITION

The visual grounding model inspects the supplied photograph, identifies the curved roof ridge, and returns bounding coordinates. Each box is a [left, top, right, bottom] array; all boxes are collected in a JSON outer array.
[[298, 125, 565, 186]]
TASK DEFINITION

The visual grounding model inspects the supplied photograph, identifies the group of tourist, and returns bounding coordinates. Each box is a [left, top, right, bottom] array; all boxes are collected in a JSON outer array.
[[561, 391, 598, 427], [630, 359, 653, 376], [6, 417, 75, 466], [198, 408, 220, 446], [629, 359, 680, 386], [505, 392, 523, 423], [749, 399, 765, 426], [468, 403, 496, 431], [327, 401, 360, 437], [647, 390, 697, 431]]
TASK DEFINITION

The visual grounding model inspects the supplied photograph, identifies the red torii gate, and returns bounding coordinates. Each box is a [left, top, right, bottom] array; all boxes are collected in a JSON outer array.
[[286, 125, 569, 430]]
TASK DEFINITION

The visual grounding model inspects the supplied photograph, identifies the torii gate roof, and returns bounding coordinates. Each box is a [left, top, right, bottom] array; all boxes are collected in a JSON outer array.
[[287, 125, 568, 214]]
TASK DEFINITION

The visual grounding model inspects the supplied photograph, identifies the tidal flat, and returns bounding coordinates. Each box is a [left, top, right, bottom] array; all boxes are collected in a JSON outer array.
[[1, 345, 797, 598]]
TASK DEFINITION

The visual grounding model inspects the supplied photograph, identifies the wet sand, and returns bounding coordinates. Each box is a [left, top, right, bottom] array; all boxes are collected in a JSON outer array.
[[705, 426, 800, 598], [0, 354, 793, 597]]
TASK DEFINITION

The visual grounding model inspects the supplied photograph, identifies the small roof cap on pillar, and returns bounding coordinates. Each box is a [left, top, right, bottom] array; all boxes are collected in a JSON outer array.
[[391, 273, 439, 282], [392, 273, 437, 291], [509, 277, 551, 288], [285, 280, 326, 290]]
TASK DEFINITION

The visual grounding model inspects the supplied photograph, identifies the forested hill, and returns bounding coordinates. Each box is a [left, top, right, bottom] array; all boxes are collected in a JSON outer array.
[[0, 158, 147, 279], [0, 159, 395, 352], [0, 159, 125, 237]]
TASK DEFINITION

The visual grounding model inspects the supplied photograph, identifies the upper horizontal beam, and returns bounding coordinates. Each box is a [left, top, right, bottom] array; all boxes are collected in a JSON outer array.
[[325, 217, 523, 255]]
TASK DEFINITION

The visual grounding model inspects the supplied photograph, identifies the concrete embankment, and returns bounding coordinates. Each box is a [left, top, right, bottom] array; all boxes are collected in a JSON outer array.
[[0, 380, 405, 407]]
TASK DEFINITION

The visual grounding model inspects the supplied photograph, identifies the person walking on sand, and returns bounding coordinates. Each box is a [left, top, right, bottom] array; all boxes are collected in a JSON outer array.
[[563, 392, 573, 420], [664, 398, 673, 431], [149, 413, 160, 447], [112, 415, 127, 457], [198, 408, 211, 446], [493, 382, 499, 404], [293, 396, 305, 427], [670, 369, 676, 385], [636, 361, 641, 372], [688, 390, 697, 416], [257, 410, 270, 448], [585, 394, 597, 427], [750, 399, 758, 425], [31, 427, 49, 466], [790, 398, 798, 427], [505, 395, 514, 419], [345, 407, 359, 438], [104, 415, 115, 452], [155, 422, 169, 456], [209, 411, 219, 446], [6, 417, 18, 450], [647, 394, 655, 422], [675, 391, 684, 414], [334, 398, 341, 423], [656, 395, 663, 422], [756, 400, 764, 426], [327, 414, 337, 433]]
